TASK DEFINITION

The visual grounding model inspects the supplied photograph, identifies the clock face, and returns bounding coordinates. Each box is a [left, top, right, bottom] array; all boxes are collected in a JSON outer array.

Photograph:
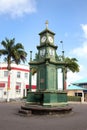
[[41, 36, 46, 43], [48, 36, 53, 43]]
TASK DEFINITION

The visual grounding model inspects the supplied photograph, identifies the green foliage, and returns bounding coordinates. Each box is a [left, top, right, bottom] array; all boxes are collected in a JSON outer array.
[[31, 67, 37, 75], [64, 57, 80, 73], [56, 53, 80, 73], [0, 37, 27, 70], [56, 54, 80, 74]]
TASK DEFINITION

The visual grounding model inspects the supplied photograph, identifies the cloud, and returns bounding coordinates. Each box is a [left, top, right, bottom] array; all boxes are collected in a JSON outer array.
[[71, 24, 87, 58], [72, 42, 87, 58], [67, 63, 85, 85], [0, 0, 36, 18], [67, 24, 87, 85], [67, 71, 82, 85], [81, 24, 87, 39]]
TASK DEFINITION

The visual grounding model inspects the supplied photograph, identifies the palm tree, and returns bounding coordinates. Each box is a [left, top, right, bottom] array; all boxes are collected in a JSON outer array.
[[0, 38, 27, 70], [64, 57, 80, 73], [63, 57, 80, 90], [0, 37, 27, 101]]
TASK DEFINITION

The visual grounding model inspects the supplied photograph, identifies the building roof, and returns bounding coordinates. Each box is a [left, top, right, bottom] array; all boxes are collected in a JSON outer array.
[[39, 28, 55, 35], [67, 85, 86, 90]]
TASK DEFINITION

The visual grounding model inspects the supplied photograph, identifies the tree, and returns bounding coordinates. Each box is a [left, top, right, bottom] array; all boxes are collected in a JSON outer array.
[[0, 38, 27, 70], [58, 55, 80, 90], [64, 57, 80, 73], [0, 37, 27, 101], [63, 57, 80, 90]]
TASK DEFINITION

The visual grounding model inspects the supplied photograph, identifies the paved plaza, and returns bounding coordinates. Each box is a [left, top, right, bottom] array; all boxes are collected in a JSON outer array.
[[0, 102, 87, 130]]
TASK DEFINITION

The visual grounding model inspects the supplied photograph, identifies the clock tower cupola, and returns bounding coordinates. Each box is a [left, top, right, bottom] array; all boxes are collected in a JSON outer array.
[[40, 20, 55, 45], [37, 20, 58, 60]]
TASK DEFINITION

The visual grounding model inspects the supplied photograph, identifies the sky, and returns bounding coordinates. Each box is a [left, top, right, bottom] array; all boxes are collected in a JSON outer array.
[[0, 0, 87, 85]]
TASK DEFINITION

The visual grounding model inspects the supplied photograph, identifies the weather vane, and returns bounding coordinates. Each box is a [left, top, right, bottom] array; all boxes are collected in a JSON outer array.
[[45, 20, 49, 28]]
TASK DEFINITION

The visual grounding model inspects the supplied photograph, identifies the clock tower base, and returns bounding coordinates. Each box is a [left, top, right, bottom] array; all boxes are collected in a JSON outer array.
[[19, 91, 72, 115], [27, 91, 67, 106]]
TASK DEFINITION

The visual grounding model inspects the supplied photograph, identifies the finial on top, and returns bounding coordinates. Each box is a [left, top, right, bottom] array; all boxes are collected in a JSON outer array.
[[45, 20, 49, 28]]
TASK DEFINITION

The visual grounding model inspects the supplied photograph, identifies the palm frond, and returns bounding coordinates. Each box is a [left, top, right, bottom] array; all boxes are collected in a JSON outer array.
[[0, 37, 27, 70], [64, 57, 80, 73]]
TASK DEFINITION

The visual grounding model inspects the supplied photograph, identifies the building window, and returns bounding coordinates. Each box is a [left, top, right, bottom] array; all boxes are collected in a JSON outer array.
[[24, 73, 28, 79], [4, 71, 8, 77], [16, 82, 21, 93], [17, 72, 21, 78], [4, 91, 7, 95], [75, 92, 82, 97]]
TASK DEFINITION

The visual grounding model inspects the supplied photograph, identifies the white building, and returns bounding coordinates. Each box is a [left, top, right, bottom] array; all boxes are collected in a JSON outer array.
[[0, 62, 36, 101]]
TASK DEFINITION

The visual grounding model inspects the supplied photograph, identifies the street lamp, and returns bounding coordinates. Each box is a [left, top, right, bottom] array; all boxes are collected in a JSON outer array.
[[60, 40, 65, 60], [60, 40, 66, 90], [30, 51, 32, 61], [29, 51, 32, 91]]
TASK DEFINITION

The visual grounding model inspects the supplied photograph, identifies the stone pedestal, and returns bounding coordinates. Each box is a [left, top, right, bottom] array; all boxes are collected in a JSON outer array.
[[18, 91, 72, 116], [27, 91, 67, 106]]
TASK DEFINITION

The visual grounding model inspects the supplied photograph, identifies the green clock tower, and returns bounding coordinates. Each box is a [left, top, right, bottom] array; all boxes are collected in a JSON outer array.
[[27, 21, 67, 106]]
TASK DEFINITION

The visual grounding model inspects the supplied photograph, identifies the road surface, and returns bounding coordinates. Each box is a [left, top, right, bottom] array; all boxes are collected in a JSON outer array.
[[0, 102, 87, 130]]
